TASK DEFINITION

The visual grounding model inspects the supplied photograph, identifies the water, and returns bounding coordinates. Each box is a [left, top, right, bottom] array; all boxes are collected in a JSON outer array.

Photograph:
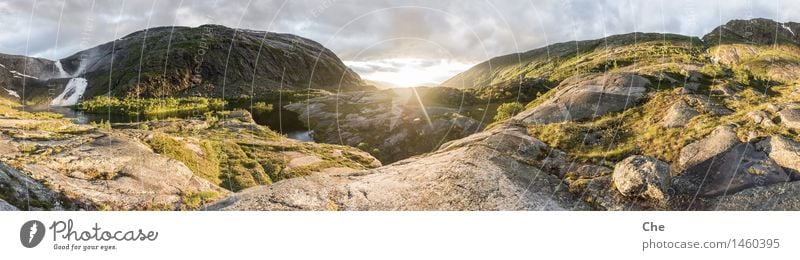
[[22, 103, 315, 142]]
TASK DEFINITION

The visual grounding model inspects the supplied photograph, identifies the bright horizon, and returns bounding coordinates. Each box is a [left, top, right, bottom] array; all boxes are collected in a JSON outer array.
[[2, 0, 799, 88]]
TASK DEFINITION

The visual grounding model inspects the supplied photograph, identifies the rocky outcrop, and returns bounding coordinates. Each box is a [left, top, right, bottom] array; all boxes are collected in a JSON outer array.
[[285, 89, 483, 163], [208, 124, 590, 211], [662, 100, 699, 128], [514, 73, 650, 125], [672, 126, 792, 197], [0, 101, 381, 210]]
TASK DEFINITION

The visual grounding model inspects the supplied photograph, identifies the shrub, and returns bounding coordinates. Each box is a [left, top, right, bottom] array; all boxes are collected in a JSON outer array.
[[494, 102, 525, 121]]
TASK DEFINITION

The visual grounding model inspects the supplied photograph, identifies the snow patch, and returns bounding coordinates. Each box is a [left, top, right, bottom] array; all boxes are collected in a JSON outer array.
[[50, 77, 87, 106], [783, 23, 796, 36], [2, 87, 20, 98], [8, 70, 38, 80]]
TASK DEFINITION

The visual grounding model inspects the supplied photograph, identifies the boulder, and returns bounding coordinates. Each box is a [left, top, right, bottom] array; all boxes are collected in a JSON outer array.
[[208, 124, 590, 211], [612, 156, 670, 203], [777, 108, 800, 130], [662, 100, 699, 128], [515, 73, 650, 125]]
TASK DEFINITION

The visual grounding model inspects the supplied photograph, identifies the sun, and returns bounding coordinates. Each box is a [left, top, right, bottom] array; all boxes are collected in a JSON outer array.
[[345, 58, 473, 88]]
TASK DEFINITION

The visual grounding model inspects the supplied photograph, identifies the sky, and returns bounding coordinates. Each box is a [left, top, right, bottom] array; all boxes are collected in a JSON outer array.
[[0, 0, 798, 87]]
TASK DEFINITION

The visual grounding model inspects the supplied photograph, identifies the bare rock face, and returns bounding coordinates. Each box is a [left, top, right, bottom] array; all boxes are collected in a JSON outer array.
[[777, 108, 800, 130], [22, 133, 227, 210], [612, 156, 670, 204], [208, 124, 590, 211], [0, 199, 17, 211], [514, 73, 650, 125], [1, 162, 71, 210], [662, 100, 699, 128], [697, 181, 800, 210]]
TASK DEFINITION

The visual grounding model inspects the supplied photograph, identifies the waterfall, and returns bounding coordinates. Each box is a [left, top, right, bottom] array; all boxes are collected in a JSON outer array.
[[54, 60, 70, 78]]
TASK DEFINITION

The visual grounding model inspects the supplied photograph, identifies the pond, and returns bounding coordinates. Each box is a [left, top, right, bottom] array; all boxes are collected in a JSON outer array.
[[21, 103, 315, 142]]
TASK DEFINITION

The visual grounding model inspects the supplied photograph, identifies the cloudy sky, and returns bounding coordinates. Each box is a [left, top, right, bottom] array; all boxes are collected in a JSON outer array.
[[1, 0, 797, 87]]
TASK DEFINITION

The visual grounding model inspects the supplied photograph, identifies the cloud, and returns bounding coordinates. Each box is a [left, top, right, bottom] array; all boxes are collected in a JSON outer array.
[[0, 0, 797, 85]]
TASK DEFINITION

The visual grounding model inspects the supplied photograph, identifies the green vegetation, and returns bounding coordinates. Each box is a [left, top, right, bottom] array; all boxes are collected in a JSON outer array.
[[251, 102, 273, 113], [78, 96, 227, 116], [494, 102, 524, 121], [180, 191, 221, 210], [218, 140, 273, 191], [147, 133, 222, 185]]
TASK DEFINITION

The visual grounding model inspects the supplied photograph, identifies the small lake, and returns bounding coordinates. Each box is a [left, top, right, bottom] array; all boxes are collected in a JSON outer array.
[[21, 103, 315, 142]]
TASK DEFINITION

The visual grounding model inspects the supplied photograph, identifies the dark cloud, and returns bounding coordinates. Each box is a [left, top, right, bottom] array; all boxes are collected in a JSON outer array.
[[1, 0, 797, 64]]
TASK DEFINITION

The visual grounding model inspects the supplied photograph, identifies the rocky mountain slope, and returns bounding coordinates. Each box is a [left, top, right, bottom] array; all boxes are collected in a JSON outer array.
[[2, 24, 370, 106], [212, 18, 800, 211]]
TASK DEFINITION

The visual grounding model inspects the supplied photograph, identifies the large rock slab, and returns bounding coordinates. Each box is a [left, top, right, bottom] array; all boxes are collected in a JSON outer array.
[[20, 133, 227, 210], [673, 141, 791, 197], [757, 135, 800, 178], [515, 73, 650, 125], [691, 181, 800, 210], [1, 162, 71, 210], [208, 124, 590, 211], [675, 125, 739, 172]]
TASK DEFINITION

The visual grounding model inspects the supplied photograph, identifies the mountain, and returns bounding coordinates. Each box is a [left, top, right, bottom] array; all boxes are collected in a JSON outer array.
[[702, 18, 800, 46], [0, 54, 62, 102], [3, 24, 371, 105], [61, 24, 369, 99], [442, 33, 703, 90]]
